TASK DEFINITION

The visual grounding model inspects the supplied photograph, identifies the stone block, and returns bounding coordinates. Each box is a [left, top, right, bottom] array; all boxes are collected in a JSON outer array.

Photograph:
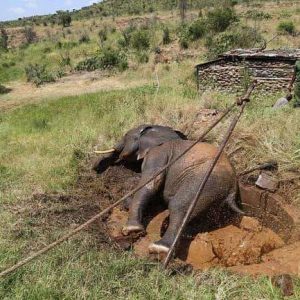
[[239, 183, 265, 208]]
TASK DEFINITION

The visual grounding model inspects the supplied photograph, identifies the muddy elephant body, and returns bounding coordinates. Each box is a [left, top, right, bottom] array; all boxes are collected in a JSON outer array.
[[93, 125, 241, 254], [123, 140, 238, 253]]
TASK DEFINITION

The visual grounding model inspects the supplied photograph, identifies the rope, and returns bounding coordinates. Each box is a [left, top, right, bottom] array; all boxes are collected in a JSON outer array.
[[163, 81, 257, 268], [0, 102, 236, 278]]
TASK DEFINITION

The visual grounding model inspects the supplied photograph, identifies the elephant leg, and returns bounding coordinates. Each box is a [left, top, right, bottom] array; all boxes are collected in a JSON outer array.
[[149, 198, 187, 254], [122, 151, 167, 236]]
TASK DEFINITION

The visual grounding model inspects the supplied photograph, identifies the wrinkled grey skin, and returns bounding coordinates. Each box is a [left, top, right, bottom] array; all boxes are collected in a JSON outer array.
[[93, 125, 241, 254]]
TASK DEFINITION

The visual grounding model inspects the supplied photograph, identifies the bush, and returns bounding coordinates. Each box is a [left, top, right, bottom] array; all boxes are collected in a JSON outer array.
[[59, 52, 72, 67], [98, 28, 108, 43], [57, 11, 72, 27], [162, 27, 171, 45], [0, 84, 10, 94], [180, 38, 189, 49], [121, 24, 137, 47], [277, 21, 296, 35], [79, 33, 90, 44], [245, 10, 272, 20], [24, 26, 37, 44], [188, 19, 207, 41], [0, 28, 8, 50], [130, 29, 150, 50], [205, 25, 263, 59], [178, 25, 189, 49], [25, 64, 56, 86], [207, 7, 238, 33], [76, 47, 128, 72]]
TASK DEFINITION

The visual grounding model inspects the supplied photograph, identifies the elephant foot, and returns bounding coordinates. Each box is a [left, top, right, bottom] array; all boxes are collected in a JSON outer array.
[[148, 242, 170, 254], [121, 224, 145, 236]]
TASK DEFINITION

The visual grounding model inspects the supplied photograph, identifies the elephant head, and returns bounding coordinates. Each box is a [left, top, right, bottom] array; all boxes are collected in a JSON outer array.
[[93, 124, 186, 174]]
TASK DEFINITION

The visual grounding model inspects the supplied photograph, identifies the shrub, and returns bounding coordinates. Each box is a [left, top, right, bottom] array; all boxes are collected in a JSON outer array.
[[76, 47, 128, 72], [59, 52, 72, 67], [57, 11, 72, 27], [24, 26, 37, 44], [0, 28, 8, 50], [205, 25, 263, 59], [130, 29, 150, 50], [277, 21, 296, 35], [207, 7, 238, 33], [245, 10, 272, 20], [98, 28, 108, 43], [0, 84, 10, 94], [79, 33, 90, 44], [25, 64, 56, 86], [180, 38, 189, 49], [188, 19, 207, 41], [178, 25, 189, 49], [162, 27, 171, 45], [121, 24, 137, 47]]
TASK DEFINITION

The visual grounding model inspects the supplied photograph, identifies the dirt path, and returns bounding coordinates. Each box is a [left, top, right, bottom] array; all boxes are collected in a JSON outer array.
[[0, 71, 148, 112]]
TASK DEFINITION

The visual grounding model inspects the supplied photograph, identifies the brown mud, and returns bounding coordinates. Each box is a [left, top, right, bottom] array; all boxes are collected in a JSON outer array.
[[9, 161, 300, 276]]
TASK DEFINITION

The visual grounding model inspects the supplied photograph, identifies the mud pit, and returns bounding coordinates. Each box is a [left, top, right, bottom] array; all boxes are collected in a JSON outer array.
[[18, 162, 300, 277], [101, 165, 300, 277]]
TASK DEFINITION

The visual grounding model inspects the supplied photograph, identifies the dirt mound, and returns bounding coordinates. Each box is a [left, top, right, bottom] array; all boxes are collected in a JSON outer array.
[[107, 208, 299, 275]]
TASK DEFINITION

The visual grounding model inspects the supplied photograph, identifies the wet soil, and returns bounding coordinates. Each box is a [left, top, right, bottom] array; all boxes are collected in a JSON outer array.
[[9, 161, 300, 276]]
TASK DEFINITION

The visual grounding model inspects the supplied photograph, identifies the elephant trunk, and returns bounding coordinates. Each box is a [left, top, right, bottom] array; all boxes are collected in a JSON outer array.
[[93, 138, 125, 173]]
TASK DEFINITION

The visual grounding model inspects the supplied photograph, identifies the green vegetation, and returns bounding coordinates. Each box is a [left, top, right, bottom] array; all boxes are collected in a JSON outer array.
[[0, 28, 8, 51], [0, 84, 10, 94], [162, 27, 171, 45], [25, 64, 61, 86], [207, 7, 238, 33], [57, 10, 72, 27], [131, 29, 151, 50], [24, 26, 37, 44], [277, 20, 296, 35], [76, 46, 128, 71], [205, 25, 263, 58]]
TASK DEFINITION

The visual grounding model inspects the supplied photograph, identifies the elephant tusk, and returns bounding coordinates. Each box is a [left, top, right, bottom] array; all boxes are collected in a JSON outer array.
[[94, 149, 115, 154]]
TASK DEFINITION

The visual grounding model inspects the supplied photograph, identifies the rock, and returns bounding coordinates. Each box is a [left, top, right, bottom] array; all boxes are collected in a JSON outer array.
[[271, 274, 294, 297], [255, 172, 278, 192], [239, 216, 262, 232]]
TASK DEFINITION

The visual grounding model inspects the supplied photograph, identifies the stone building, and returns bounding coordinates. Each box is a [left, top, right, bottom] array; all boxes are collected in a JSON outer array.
[[196, 49, 300, 93]]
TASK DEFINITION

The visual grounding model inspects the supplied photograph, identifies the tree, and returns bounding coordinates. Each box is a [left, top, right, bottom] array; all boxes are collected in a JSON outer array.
[[57, 11, 72, 27]]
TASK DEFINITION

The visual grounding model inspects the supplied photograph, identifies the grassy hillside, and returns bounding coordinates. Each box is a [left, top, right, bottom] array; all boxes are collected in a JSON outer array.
[[0, 0, 300, 298], [1, 0, 300, 85], [0, 0, 267, 27]]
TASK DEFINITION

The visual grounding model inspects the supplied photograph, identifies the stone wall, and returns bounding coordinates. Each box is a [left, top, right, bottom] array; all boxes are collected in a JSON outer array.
[[197, 58, 295, 93]]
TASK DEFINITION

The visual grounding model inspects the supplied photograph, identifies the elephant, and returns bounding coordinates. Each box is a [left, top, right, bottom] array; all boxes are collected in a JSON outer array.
[[92, 124, 187, 173], [94, 124, 243, 254]]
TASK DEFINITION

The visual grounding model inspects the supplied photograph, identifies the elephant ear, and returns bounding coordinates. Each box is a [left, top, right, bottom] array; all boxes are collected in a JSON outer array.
[[137, 126, 153, 160], [137, 127, 177, 160]]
